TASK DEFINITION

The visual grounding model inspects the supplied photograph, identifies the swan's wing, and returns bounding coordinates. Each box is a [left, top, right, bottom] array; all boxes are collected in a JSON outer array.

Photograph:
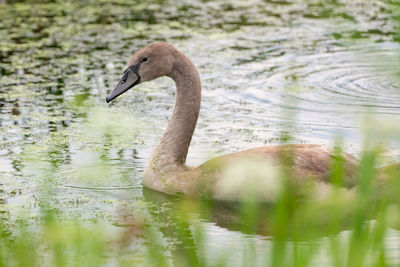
[[197, 144, 359, 187]]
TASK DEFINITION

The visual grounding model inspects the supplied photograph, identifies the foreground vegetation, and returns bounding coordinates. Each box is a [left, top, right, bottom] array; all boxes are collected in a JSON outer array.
[[1, 129, 400, 267]]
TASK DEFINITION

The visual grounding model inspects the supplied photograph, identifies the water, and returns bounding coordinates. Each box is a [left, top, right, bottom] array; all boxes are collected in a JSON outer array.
[[1, 0, 400, 265]]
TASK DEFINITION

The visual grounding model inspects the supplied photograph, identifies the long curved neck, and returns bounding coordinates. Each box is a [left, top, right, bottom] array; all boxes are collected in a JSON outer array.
[[148, 53, 201, 172]]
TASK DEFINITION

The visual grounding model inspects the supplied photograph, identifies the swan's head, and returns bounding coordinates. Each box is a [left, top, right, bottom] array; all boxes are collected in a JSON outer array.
[[106, 43, 176, 103]]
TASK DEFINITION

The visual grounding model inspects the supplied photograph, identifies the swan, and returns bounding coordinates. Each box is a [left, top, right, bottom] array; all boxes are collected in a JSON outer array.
[[106, 42, 360, 202]]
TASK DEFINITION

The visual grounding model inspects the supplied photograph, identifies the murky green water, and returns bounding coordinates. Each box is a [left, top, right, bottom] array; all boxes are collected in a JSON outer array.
[[1, 0, 400, 265]]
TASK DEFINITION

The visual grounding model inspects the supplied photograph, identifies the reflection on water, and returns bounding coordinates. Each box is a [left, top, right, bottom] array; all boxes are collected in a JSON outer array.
[[1, 0, 400, 265]]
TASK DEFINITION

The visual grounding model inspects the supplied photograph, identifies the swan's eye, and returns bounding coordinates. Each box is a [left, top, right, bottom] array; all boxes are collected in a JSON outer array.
[[142, 57, 148, 62]]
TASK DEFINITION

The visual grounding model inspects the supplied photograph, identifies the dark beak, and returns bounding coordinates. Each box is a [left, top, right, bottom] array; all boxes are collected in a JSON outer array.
[[106, 64, 141, 103]]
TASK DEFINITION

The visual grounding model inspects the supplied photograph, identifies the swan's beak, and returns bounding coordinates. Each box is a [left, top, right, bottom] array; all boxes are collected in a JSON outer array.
[[106, 64, 141, 103]]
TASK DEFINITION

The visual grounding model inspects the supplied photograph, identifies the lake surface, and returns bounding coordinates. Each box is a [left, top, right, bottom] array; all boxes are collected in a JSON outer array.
[[1, 0, 400, 265]]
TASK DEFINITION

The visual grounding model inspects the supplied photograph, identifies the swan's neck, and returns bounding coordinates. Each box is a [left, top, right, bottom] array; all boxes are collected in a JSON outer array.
[[144, 54, 201, 183]]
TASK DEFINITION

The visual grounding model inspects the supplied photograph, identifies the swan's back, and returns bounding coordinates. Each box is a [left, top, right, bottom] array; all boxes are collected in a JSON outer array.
[[158, 144, 359, 201], [199, 144, 358, 183]]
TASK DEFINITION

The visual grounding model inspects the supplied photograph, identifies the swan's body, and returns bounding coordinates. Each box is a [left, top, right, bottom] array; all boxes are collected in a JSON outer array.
[[106, 43, 360, 201]]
